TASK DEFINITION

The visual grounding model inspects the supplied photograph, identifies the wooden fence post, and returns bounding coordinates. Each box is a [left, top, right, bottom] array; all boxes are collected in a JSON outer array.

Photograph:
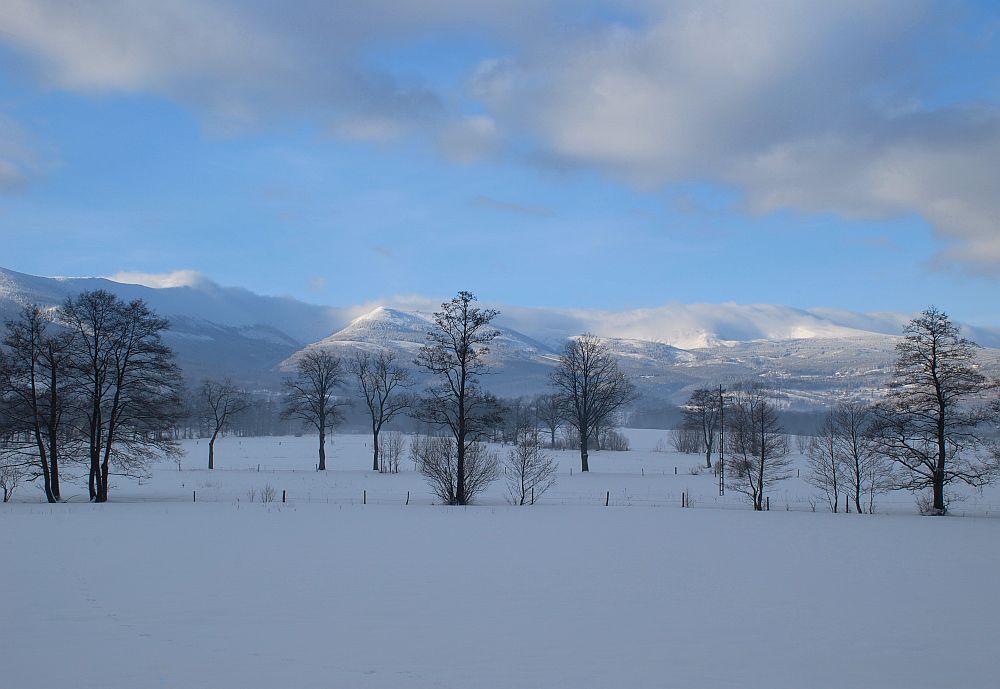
[[282, 489, 286, 503]]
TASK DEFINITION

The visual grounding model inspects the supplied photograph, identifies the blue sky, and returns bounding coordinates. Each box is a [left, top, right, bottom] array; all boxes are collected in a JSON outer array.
[[0, 1, 998, 324]]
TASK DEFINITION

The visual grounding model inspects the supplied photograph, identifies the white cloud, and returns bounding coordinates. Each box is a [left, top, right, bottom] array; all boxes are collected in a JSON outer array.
[[2, 0, 998, 270], [109, 270, 210, 289], [473, 0, 1000, 271]]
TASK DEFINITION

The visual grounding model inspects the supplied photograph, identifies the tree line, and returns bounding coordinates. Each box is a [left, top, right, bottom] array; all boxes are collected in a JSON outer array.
[[4, 290, 997, 514], [0, 290, 638, 505], [677, 307, 1000, 514]]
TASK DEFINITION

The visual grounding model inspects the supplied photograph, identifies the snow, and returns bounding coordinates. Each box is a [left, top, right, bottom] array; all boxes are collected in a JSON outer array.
[[2, 430, 1000, 688]]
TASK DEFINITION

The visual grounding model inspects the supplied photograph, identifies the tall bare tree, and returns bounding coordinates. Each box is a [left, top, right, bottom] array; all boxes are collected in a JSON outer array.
[[0, 305, 74, 502], [283, 349, 346, 471], [872, 307, 998, 514], [682, 387, 722, 469], [725, 384, 792, 510], [550, 334, 637, 472], [349, 350, 410, 472], [806, 411, 844, 512], [200, 378, 250, 470], [61, 291, 183, 502], [414, 291, 502, 505]]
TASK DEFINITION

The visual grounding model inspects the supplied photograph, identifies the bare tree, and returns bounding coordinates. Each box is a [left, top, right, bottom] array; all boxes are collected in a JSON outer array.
[[349, 350, 410, 472], [535, 393, 562, 448], [499, 396, 536, 444], [872, 307, 998, 515], [200, 378, 250, 470], [381, 430, 406, 473], [283, 349, 346, 471], [504, 429, 557, 505], [411, 434, 499, 504], [806, 411, 843, 512], [833, 402, 892, 514], [414, 291, 502, 505], [61, 291, 183, 502], [550, 334, 637, 472], [725, 384, 792, 510], [0, 458, 23, 502], [682, 387, 722, 468], [0, 305, 74, 502], [669, 427, 703, 454]]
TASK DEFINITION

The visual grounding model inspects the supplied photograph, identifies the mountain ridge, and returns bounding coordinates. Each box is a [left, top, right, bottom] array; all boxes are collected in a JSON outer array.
[[3, 266, 999, 407]]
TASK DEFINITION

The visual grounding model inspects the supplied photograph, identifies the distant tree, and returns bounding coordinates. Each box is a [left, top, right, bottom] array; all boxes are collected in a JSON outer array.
[[414, 291, 502, 505], [200, 378, 250, 470], [504, 429, 557, 505], [381, 430, 406, 474], [535, 393, 562, 448], [283, 349, 346, 471], [725, 384, 792, 510], [500, 396, 535, 444], [411, 434, 499, 505], [550, 334, 637, 472], [61, 291, 183, 502], [349, 350, 410, 472], [0, 305, 74, 502], [682, 387, 722, 468], [872, 307, 998, 515], [806, 411, 843, 512], [832, 402, 892, 514], [669, 427, 703, 454]]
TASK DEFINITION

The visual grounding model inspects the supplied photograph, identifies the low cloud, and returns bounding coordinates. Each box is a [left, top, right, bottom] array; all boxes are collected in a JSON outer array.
[[109, 270, 210, 289]]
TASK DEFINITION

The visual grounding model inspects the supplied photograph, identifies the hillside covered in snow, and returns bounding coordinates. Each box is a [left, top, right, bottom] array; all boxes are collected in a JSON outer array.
[[3, 266, 999, 408]]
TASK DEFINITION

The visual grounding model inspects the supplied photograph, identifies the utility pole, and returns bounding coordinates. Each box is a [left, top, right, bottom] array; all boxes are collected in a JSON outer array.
[[718, 384, 725, 497]]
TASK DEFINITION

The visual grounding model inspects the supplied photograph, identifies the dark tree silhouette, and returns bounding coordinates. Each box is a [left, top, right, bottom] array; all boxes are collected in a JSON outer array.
[[349, 350, 410, 472], [550, 334, 637, 472], [682, 387, 722, 468], [61, 291, 183, 502], [414, 291, 502, 505], [725, 384, 792, 510], [283, 349, 346, 471], [200, 378, 250, 470], [873, 307, 998, 514], [0, 305, 74, 502], [535, 393, 562, 448]]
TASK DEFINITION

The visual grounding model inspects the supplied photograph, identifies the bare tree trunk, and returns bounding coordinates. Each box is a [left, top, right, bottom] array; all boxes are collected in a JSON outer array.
[[318, 424, 327, 471], [456, 386, 467, 505], [48, 358, 61, 500], [208, 429, 218, 470], [580, 426, 590, 473], [372, 419, 379, 472], [934, 404, 946, 513]]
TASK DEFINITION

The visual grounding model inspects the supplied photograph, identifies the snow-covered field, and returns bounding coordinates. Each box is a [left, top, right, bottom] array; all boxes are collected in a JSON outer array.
[[3, 430, 999, 688]]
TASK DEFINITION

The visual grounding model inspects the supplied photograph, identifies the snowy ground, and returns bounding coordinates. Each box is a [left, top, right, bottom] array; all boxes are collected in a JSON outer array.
[[3, 430, 1000, 688]]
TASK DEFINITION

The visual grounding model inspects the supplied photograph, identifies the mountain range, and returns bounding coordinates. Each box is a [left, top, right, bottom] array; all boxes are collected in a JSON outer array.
[[2, 266, 999, 409]]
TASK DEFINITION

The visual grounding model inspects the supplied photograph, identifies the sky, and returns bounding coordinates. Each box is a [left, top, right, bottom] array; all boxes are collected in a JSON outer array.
[[0, 0, 998, 324]]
